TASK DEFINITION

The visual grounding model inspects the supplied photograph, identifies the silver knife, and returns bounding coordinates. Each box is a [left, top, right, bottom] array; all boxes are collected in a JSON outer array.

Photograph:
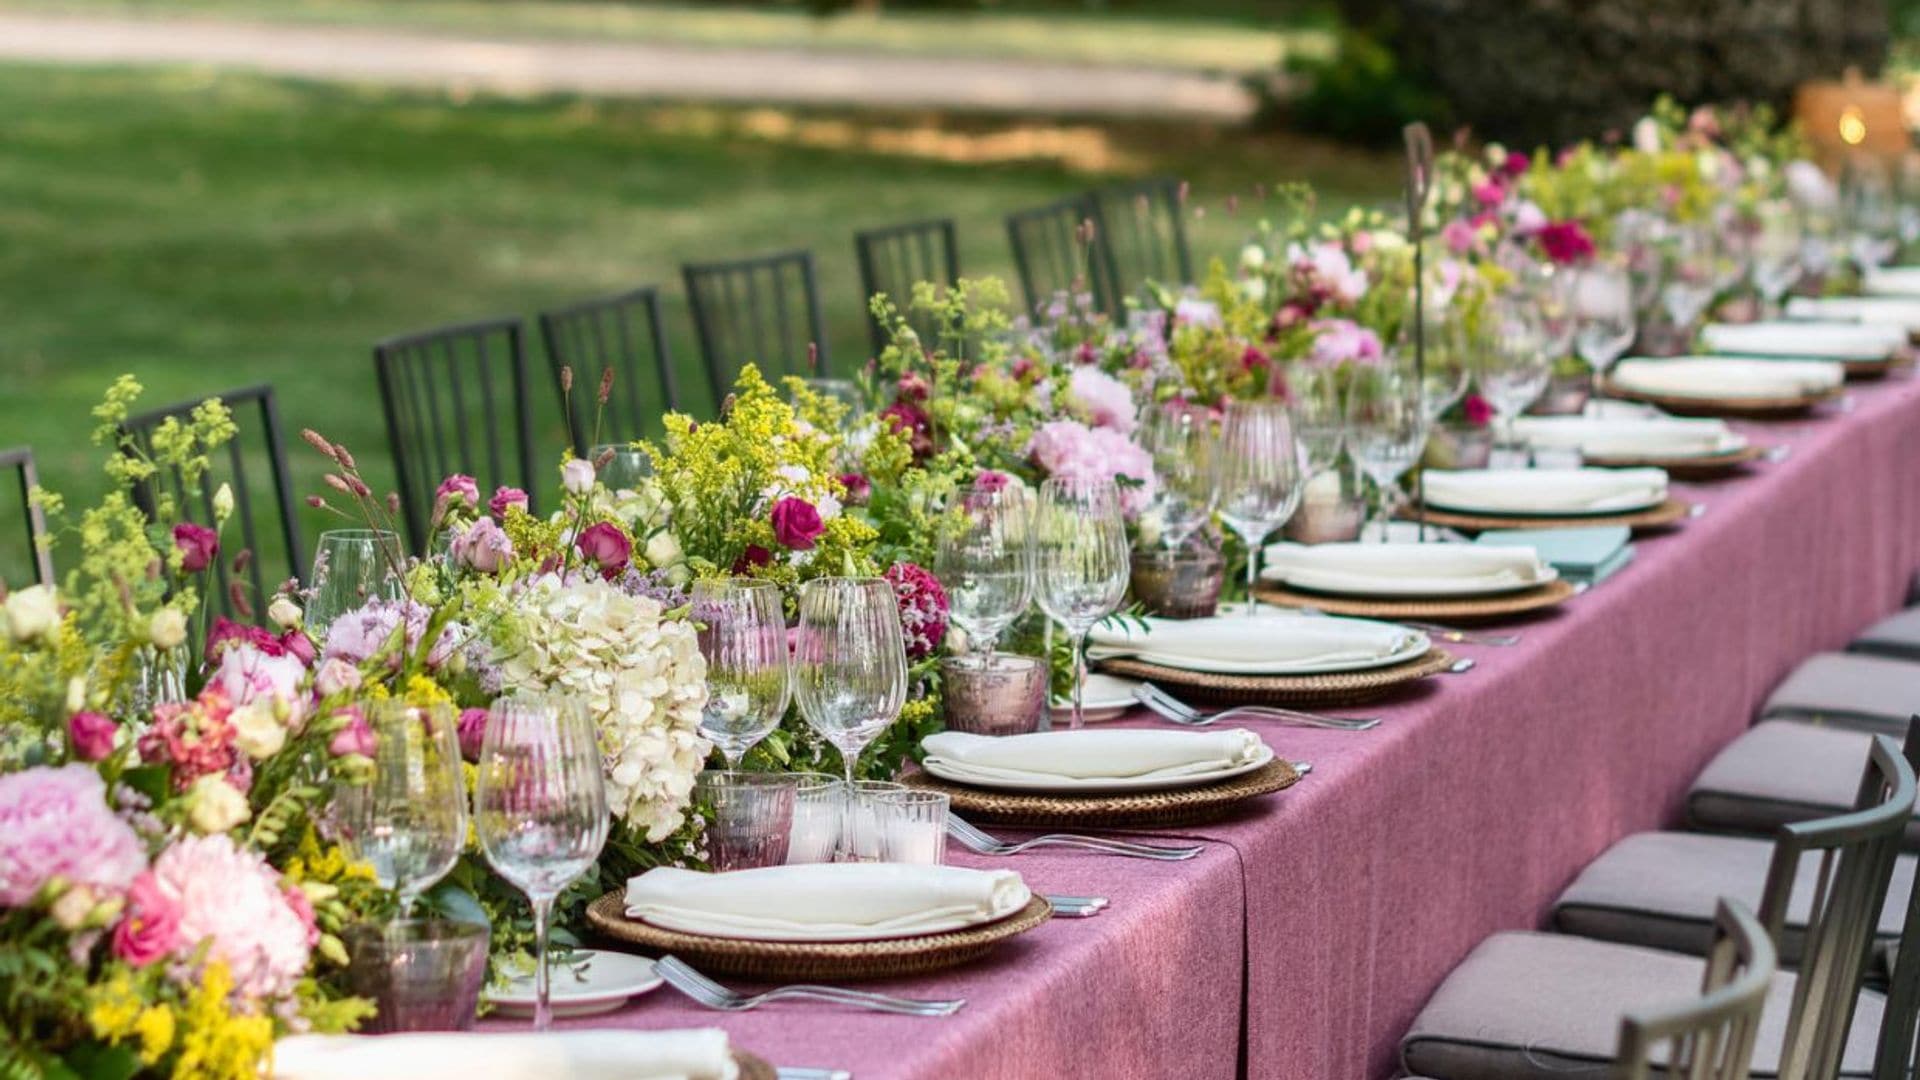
[[777, 1069, 852, 1080]]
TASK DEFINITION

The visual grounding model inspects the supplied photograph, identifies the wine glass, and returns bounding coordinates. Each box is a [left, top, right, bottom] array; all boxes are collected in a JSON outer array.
[[690, 578, 790, 767], [1573, 263, 1637, 384], [1660, 224, 1719, 333], [1212, 400, 1302, 614], [306, 529, 405, 640], [1032, 478, 1130, 729], [792, 577, 908, 786], [933, 483, 1033, 661], [1475, 294, 1551, 463], [1138, 403, 1219, 550], [1843, 156, 1900, 269], [473, 692, 609, 1032], [1517, 261, 1577, 362], [1346, 367, 1429, 538], [1288, 367, 1346, 477], [337, 700, 466, 918], [1402, 300, 1470, 422], [1748, 202, 1804, 314], [591, 444, 651, 493]]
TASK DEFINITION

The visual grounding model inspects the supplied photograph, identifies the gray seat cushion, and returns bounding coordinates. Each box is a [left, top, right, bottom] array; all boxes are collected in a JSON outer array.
[[1551, 831, 1912, 977], [1401, 931, 1884, 1079], [1853, 608, 1920, 663], [1759, 653, 1920, 733], [1687, 720, 1920, 848]]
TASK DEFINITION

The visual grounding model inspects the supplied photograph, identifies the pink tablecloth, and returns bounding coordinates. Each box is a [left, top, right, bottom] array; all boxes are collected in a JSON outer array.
[[507, 372, 1920, 1079]]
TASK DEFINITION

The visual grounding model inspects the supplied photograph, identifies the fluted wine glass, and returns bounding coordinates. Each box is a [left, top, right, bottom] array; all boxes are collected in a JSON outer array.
[[1139, 403, 1219, 550], [474, 692, 609, 1032], [306, 529, 405, 640], [337, 700, 466, 918], [1572, 263, 1637, 383], [1288, 366, 1346, 477], [1213, 399, 1302, 613], [1346, 366, 1428, 538], [792, 577, 908, 786], [690, 578, 790, 767], [1475, 294, 1551, 462], [1033, 478, 1129, 729], [934, 483, 1033, 660], [1660, 224, 1719, 332], [1405, 299, 1470, 422], [1748, 201, 1804, 314]]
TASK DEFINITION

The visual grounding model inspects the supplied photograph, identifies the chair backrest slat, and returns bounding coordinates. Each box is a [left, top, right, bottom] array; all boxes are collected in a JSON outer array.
[[0, 446, 55, 587], [374, 316, 534, 553], [1616, 899, 1775, 1080], [1864, 719, 1920, 1079], [1090, 176, 1193, 304], [1005, 194, 1118, 318], [682, 250, 826, 405], [855, 217, 961, 353]]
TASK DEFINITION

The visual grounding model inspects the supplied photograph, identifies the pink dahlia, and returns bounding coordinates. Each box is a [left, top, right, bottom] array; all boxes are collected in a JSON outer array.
[[149, 834, 313, 1000], [0, 765, 146, 907], [883, 563, 949, 660]]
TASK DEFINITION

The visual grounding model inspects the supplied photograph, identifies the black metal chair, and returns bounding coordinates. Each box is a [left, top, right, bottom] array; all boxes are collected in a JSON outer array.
[[682, 250, 828, 405], [121, 385, 303, 624], [854, 218, 960, 354], [1090, 176, 1193, 301], [374, 316, 536, 554], [1616, 899, 1774, 1080], [0, 446, 53, 587], [538, 287, 680, 453], [1005, 193, 1119, 317]]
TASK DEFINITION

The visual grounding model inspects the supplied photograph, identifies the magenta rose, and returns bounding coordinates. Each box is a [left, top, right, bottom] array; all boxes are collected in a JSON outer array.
[[770, 497, 824, 551], [112, 871, 181, 968], [489, 485, 530, 520], [68, 711, 116, 762], [456, 707, 489, 763], [1537, 220, 1596, 265], [435, 474, 479, 509], [837, 473, 871, 506], [172, 523, 219, 573], [575, 522, 632, 577], [730, 545, 774, 575]]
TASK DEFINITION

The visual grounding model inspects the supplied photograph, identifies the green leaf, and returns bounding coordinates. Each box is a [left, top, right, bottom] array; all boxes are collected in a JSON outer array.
[[119, 765, 169, 804], [63, 1043, 138, 1080]]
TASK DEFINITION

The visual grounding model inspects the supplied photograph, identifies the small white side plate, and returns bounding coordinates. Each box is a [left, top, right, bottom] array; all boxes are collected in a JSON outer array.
[[485, 949, 662, 1019], [1050, 673, 1141, 722]]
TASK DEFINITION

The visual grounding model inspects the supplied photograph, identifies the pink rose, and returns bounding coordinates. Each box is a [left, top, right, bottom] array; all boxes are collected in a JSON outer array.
[[172, 523, 219, 574], [880, 401, 933, 459], [456, 707, 489, 763], [489, 486, 529, 520], [730, 545, 774, 575], [837, 473, 871, 506], [452, 517, 514, 574], [68, 711, 116, 762], [1472, 180, 1506, 207], [435, 474, 479, 509], [327, 707, 375, 758], [575, 522, 632, 577], [1501, 150, 1530, 177], [112, 871, 181, 967], [277, 629, 316, 667], [770, 497, 824, 551], [1463, 393, 1494, 426]]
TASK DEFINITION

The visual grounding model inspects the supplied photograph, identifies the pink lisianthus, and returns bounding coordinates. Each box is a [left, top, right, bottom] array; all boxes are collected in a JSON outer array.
[[434, 474, 479, 510], [1308, 319, 1385, 369], [1240, 345, 1271, 373], [172, 523, 219, 574], [883, 563, 949, 660], [149, 834, 313, 1000], [68, 711, 117, 762], [489, 485, 530, 520], [0, 765, 146, 907], [896, 371, 931, 402], [1065, 365, 1138, 434], [575, 522, 632, 577], [452, 517, 514, 573], [112, 870, 180, 967], [210, 643, 309, 726], [974, 470, 1012, 494], [456, 707, 489, 762], [1537, 220, 1596, 265], [770, 497, 825, 551], [1027, 420, 1157, 517], [279, 630, 317, 667]]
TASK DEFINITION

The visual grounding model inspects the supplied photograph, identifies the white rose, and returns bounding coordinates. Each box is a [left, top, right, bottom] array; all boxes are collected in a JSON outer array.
[[212, 482, 235, 523], [149, 607, 188, 650], [4, 585, 59, 643], [562, 457, 596, 495], [231, 702, 288, 759], [1632, 116, 1662, 154], [1241, 276, 1269, 304], [642, 531, 683, 570], [1238, 243, 1266, 271], [267, 595, 303, 629], [186, 775, 251, 834]]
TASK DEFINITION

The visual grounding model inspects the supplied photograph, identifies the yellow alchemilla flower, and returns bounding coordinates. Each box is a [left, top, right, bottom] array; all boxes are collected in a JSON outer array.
[[135, 1004, 176, 1064], [85, 970, 142, 1041], [174, 961, 276, 1080], [403, 674, 453, 708]]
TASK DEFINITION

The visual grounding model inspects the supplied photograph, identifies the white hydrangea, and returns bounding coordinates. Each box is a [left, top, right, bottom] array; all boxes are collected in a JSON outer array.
[[495, 575, 711, 842]]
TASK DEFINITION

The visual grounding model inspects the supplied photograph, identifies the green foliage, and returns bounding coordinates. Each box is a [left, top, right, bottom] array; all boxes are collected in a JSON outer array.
[[1278, 20, 1447, 146]]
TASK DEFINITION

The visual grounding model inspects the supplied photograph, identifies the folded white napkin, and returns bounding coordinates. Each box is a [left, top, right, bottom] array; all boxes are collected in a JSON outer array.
[[1423, 468, 1667, 515], [274, 1030, 737, 1080], [624, 863, 1029, 940], [1863, 266, 1920, 297], [1511, 416, 1741, 458], [1259, 542, 1550, 594], [922, 728, 1262, 784], [1086, 612, 1418, 673], [1786, 295, 1920, 332], [1701, 320, 1902, 361], [1610, 357, 1843, 400]]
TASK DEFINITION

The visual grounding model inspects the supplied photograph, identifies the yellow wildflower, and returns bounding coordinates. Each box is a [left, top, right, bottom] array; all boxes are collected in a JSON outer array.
[[85, 969, 142, 1041], [134, 1004, 176, 1064], [403, 674, 453, 708]]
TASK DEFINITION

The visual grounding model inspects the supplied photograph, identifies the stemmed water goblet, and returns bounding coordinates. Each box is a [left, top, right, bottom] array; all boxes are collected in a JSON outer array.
[[1138, 402, 1220, 550], [1660, 224, 1720, 335], [1213, 399, 1303, 612], [1346, 366, 1429, 539], [1475, 294, 1551, 465], [306, 529, 405, 640], [1573, 262, 1637, 389], [792, 577, 908, 787], [337, 700, 467, 919], [1404, 302, 1471, 423], [1747, 202, 1804, 315], [690, 577, 790, 767], [933, 482, 1034, 663], [474, 691, 610, 1032], [1288, 367, 1346, 478], [1033, 478, 1130, 730]]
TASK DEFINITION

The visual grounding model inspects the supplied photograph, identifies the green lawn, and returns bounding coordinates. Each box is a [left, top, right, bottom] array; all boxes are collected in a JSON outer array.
[[0, 62, 1396, 585]]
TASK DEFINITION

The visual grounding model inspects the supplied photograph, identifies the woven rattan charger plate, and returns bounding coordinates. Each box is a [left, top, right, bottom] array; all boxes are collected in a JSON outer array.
[[1406, 498, 1692, 534], [734, 1052, 776, 1080], [902, 758, 1301, 829], [1251, 578, 1576, 622], [1096, 647, 1455, 707], [584, 893, 1051, 982], [1599, 381, 1843, 419], [1581, 442, 1766, 479]]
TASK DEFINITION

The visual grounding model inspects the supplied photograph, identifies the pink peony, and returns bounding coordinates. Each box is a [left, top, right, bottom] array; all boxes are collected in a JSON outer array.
[[327, 707, 375, 758], [113, 870, 180, 967], [837, 473, 871, 506], [1511, 200, 1548, 235], [575, 522, 632, 577], [1537, 220, 1596, 265], [209, 643, 308, 725], [456, 707, 489, 762], [1297, 243, 1368, 305], [0, 765, 146, 907], [1441, 219, 1477, 255], [172, 523, 219, 574], [1308, 319, 1385, 368], [1065, 366, 1138, 435], [321, 599, 454, 670], [435, 474, 479, 509], [770, 497, 824, 551], [883, 563, 949, 660], [149, 834, 313, 1000], [68, 711, 116, 762], [489, 485, 530, 520], [452, 517, 514, 574], [1026, 420, 1157, 518]]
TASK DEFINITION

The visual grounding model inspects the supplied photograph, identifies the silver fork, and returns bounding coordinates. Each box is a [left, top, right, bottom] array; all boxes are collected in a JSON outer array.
[[947, 814, 1200, 861], [1135, 682, 1379, 732], [655, 955, 963, 1016], [1044, 894, 1109, 917]]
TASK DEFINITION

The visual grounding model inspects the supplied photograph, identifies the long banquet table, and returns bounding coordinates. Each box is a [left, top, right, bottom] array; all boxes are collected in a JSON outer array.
[[533, 371, 1920, 1079]]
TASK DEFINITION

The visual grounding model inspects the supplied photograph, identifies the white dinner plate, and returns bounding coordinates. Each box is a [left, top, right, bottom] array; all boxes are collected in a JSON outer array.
[[1050, 673, 1140, 722], [635, 892, 1032, 943], [485, 949, 661, 1018], [921, 741, 1277, 794], [1422, 489, 1666, 518], [1095, 617, 1430, 675], [1262, 563, 1558, 598]]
